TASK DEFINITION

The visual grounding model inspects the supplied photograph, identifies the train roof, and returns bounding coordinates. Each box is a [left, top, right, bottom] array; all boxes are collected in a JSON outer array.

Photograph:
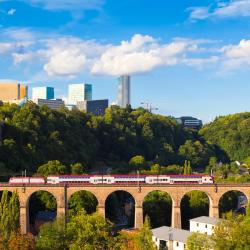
[[47, 174, 212, 178]]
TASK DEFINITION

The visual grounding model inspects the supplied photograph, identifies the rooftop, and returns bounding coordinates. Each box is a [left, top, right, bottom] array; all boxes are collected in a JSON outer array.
[[152, 226, 192, 243], [190, 216, 220, 225]]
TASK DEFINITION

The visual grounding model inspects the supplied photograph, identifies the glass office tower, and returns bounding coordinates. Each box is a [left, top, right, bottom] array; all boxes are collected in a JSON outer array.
[[117, 75, 130, 108]]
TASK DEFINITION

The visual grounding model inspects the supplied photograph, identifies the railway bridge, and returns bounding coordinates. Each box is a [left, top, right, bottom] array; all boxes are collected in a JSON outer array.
[[0, 183, 249, 234]]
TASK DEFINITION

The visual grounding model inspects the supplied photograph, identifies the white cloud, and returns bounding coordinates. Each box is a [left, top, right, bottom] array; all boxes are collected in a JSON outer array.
[[0, 42, 13, 54], [91, 34, 192, 76], [20, 0, 104, 11], [43, 38, 107, 77], [181, 56, 219, 68], [7, 8, 16, 16], [12, 52, 33, 64], [222, 39, 250, 68], [0, 29, 226, 77], [189, 0, 250, 20]]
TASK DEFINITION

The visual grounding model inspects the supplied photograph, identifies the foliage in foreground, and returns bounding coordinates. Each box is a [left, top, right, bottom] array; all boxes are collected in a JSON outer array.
[[36, 212, 157, 250]]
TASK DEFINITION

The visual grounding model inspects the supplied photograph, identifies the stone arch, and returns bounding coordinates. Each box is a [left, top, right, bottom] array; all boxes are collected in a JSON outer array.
[[105, 190, 136, 229], [27, 189, 58, 234], [142, 190, 173, 228], [180, 190, 212, 229], [68, 190, 99, 215], [218, 189, 248, 218]]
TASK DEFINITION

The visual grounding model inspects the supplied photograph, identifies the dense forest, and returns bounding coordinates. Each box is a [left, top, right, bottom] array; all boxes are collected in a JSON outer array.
[[0, 102, 249, 176], [199, 112, 250, 161]]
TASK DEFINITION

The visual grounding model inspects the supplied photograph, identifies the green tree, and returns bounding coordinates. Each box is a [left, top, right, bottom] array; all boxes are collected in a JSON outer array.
[[37, 160, 66, 177], [186, 232, 211, 250], [143, 191, 172, 228], [67, 211, 114, 250], [71, 163, 84, 175], [0, 191, 19, 240], [200, 113, 250, 161], [68, 191, 98, 216], [136, 216, 156, 250], [129, 155, 146, 171], [212, 214, 250, 250], [36, 218, 68, 250]]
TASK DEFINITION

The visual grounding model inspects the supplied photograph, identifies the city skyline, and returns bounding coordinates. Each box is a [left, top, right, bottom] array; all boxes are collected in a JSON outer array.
[[0, 0, 250, 122]]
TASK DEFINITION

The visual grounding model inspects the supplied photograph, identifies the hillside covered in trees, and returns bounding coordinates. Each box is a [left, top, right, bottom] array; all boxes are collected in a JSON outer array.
[[199, 112, 250, 162], [0, 102, 249, 176]]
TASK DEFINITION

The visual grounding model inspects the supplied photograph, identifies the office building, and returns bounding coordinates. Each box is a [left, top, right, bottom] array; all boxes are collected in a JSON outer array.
[[0, 81, 28, 102], [68, 84, 92, 105], [118, 75, 130, 108], [37, 99, 64, 110], [32, 87, 54, 101], [20, 85, 28, 99], [176, 116, 202, 129], [77, 99, 108, 116]]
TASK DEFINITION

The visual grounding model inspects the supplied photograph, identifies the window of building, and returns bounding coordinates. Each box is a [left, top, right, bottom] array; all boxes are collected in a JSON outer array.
[[196, 223, 199, 227], [205, 224, 208, 228], [184, 244, 186, 249], [212, 226, 214, 229], [176, 242, 179, 247]]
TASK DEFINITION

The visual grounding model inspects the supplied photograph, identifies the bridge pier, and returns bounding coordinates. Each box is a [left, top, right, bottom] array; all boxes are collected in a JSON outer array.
[[97, 204, 105, 218], [20, 205, 29, 234], [57, 187, 68, 223], [171, 204, 181, 229], [209, 205, 219, 218], [135, 205, 143, 229]]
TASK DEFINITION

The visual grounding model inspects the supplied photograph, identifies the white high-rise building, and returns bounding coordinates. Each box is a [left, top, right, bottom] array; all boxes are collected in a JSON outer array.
[[32, 87, 54, 101], [68, 84, 92, 105], [117, 75, 130, 108]]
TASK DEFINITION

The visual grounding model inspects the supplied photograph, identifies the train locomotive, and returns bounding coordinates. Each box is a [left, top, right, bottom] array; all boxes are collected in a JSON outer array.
[[9, 174, 214, 185]]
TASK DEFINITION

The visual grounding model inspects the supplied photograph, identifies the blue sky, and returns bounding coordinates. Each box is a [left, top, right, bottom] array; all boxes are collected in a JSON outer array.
[[0, 0, 250, 122]]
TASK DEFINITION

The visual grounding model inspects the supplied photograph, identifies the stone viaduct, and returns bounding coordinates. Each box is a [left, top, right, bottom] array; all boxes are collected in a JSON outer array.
[[0, 183, 249, 234]]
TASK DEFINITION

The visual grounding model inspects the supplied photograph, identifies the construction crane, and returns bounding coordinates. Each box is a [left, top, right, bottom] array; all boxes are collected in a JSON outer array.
[[140, 102, 158, 113]]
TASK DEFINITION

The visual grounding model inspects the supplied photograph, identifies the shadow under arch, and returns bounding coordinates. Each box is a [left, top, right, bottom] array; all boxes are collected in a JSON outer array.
[[68, 190, 98, 216], [105, 190, 135, 229], [28, 190, 57, 235], [180, 190, 211, 230], [143, 190, 173, 228], [218, 190, 248, 218]]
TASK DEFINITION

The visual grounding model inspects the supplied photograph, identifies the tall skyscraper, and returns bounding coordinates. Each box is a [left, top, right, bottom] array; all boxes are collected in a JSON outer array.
[[0, 81, 28, 102], [68, 84, 92, 105], [117, 75, 130, 108], [32, 87, 54, 101]]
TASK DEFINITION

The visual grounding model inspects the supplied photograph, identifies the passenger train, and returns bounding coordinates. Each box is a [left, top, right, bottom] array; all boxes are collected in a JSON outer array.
[[9, 174, 214, 185]]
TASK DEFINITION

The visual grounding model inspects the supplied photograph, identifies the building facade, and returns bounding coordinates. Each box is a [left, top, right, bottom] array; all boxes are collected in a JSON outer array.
[[32, 87, 54, 101], [176, 116, 202, 129], [68, 84, 92, 105], [152, 226, 191, 250], [37, 99, 64, 110], [190, 216, 219, 236], [118, 75, 130, 108], [0, 81, 28, 102], [77, 99, 108, 116]]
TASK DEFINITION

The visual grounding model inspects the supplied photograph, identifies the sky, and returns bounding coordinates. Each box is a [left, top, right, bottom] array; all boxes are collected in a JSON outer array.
[[0, 0, 250, 122]]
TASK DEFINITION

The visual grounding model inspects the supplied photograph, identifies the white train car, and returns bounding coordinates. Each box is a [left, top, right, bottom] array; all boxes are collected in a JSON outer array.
[[90, 176, 115, 184], [168, 175, 213, 184], [47, 175, 90, 184], [145, 176, 171, 184], [9, 177, 45, 184]]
